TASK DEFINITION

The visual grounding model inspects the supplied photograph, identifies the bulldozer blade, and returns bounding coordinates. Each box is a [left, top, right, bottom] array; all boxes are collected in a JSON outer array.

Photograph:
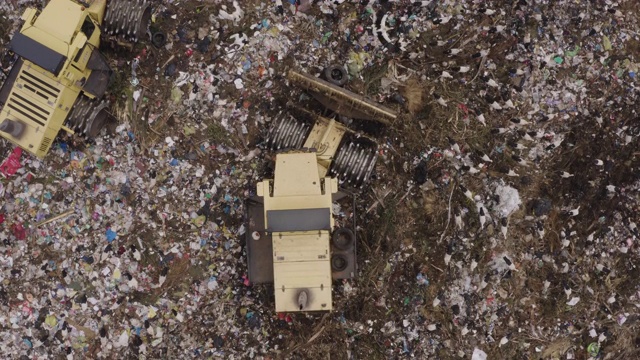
[[287, 70, 397, 124]]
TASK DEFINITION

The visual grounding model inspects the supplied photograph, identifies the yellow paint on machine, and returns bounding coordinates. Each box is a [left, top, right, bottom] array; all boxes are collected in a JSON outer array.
[[257, 153, 339, 312], [0, 0, 106, 158]]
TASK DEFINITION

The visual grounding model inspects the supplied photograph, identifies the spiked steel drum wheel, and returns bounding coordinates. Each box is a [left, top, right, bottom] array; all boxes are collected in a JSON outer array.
[[265, 115, 310, 151], [104, 0, 152, 42], [65, 96, 110, 137], [329, 139, 378, 187]]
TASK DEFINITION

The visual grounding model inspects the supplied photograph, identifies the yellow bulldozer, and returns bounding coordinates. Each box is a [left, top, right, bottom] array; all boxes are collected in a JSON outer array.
[[0, 0, 150, 158], [246, 67, 397, 312]]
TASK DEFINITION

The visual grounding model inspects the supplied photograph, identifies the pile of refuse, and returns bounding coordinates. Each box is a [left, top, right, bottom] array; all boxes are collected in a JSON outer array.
[[1, 0, 640, 359]]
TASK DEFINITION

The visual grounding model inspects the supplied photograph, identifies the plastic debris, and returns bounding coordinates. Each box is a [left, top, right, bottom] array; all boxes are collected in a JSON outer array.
[[0, 0, 638, 358], [0, 147, 22, 177], [472, 348, 488, 360]]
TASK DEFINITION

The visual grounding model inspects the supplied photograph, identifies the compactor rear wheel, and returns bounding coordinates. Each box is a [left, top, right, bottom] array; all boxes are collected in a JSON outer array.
[[104, 0, 152, 42], [65, 95, 111, 138]]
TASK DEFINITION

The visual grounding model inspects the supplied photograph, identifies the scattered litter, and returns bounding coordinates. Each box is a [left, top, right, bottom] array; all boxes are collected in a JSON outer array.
[[567, 297, 581, 306], [587, 342, 600, 357], [0, 147, 22, 177], [0, 0, 638, 358], [494, 184, 521, 217], [472, 348, 488, 360], [416, 273, 429, 286]]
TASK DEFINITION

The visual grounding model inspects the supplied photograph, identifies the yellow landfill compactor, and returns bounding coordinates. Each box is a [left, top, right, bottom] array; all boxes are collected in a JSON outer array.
[[0, 0, 150, 158], [253, 152, 341, 312], [246, 67, 397, 312]]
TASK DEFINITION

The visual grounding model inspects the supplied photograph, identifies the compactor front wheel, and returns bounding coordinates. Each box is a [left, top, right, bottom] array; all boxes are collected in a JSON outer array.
[[65, 96, 111, 138], [329, 138, 378, 188], [103, 0, 152, 42], [265, 115, 310, 151]]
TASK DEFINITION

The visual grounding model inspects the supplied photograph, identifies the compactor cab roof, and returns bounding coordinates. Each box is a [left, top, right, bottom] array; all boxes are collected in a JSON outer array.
[[32, 0, 85, 43], [12, 0, 96, 76], [9, 34, 67, 76]]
